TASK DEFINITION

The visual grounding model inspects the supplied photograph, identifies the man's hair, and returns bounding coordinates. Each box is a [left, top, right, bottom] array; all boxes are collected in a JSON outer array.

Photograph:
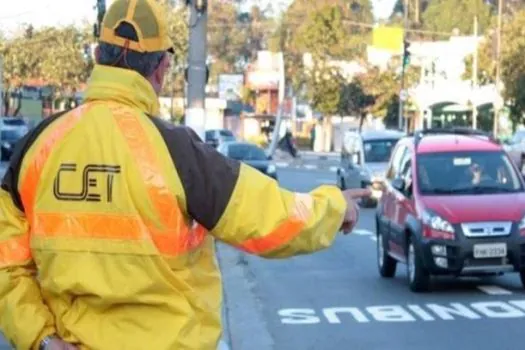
[[96, 22, 166, 77]]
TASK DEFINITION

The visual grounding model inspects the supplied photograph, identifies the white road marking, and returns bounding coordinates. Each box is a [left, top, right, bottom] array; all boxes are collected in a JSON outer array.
[[304, 164, 317, 170], [352, 229, 373, 236], [329, 166, 339, 172], [278, 299, 525, 324], [275, 162, 289, 167], [477, 285, 513, 295], [370, 236, 377, 242]]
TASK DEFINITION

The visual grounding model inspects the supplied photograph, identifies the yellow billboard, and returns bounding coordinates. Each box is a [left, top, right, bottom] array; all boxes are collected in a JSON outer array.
[[372, 26, 404, 52]]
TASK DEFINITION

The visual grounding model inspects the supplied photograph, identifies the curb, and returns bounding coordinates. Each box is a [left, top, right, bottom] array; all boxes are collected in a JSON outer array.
[[215, 243, 274, 350]]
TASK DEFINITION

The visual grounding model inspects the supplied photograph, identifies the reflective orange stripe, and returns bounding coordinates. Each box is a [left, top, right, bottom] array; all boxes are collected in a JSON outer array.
[[0, 235, 31, 267], [110, 105, 206, 255], [31, 212, 203, 256], [239, 193, 314, 254], [19, 104, 204, 257], [20, 107, 85, 222], [239, 219, 305, 254]]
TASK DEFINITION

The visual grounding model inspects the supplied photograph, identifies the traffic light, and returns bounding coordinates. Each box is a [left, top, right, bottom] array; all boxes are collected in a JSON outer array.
[[402, 40, 411, 67]]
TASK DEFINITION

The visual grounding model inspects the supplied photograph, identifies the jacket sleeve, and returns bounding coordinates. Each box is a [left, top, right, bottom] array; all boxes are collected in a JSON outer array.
[[0, 170, 56, 349], [155, 124, 347, 258]]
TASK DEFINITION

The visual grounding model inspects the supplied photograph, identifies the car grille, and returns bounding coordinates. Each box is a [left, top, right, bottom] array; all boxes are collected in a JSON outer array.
[[460, 221, 512, 238]]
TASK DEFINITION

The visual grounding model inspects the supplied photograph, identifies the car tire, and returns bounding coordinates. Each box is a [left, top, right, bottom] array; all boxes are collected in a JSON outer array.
[[377, 228, 396, 278], [520, 270, 525, 289], [337, 175, 346, 190], [407, 235, 431, 293]]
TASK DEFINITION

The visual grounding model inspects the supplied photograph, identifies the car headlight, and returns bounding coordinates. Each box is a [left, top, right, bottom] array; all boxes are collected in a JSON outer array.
[[267, 164, 276, 174], [422, 209, 454, 233], [519, 214, 525, 230], [2, 142, 11, 149]]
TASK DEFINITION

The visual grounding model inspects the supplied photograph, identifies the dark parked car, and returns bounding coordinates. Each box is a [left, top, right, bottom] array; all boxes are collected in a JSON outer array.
[[1, 118, 28, 161], [376, 128, 525, 292], [217, 141, 277, 180], [205, 129, 236, 148]]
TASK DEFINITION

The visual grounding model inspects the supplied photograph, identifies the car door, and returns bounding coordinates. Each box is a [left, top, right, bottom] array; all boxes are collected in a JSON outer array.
[[392, 153, 416, 259], [382, 143, 408, 259]]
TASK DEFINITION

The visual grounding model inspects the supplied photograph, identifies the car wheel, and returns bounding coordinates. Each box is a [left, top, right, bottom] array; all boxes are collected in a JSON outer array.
[[377, 228, 396, 278], [520, 270, 525, 289], [337, 175, 346, 190], [407, 235, 430, 292]]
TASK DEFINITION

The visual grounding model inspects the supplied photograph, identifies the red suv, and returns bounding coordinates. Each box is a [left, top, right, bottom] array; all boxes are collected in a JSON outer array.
[[375, 128, 525, 292]]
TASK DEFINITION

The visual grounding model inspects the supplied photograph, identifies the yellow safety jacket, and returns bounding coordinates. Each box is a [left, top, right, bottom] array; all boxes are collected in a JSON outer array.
[[0, 65, 347, 350]]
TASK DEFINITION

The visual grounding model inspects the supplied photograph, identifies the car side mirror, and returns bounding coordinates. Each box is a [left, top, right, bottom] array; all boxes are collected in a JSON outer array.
[[391, 177, 405, 192]]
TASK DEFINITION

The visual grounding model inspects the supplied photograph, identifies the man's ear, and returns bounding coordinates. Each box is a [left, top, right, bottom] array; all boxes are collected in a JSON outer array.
[[153, 54, 169, 85], [94, 45, 101, 62]]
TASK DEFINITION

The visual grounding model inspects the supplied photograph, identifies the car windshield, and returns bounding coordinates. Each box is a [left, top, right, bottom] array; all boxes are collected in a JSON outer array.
[[227, 144, 267, 161], [1, 128, 25, 142], [417, 151, 523, 195], [3, 119, 26, 126], [363, 139, 399, 163], [220, 130, 234, 137]]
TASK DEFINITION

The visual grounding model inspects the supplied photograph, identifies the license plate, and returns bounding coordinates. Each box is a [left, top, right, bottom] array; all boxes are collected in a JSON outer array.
[[473, 243, 507, 259]]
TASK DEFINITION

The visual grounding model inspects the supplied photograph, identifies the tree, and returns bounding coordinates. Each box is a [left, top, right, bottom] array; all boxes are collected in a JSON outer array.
[[271, 0, 373, 92], [160, 1, 188, 96], [207, 1, 247, 82], [463, 36, 496, 85], [305, 61, 344, 116], [498, 10, 525, 127], [422, 0, 493, 35]]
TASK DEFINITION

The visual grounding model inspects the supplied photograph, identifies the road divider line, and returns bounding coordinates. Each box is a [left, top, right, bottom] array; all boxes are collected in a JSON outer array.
[[352, 229, 373, 236], [477, 285, 513, 295], [370, 236, 377, 242]]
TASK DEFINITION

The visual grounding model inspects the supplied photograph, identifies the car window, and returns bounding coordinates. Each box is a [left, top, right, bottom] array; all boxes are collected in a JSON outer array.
[[386, 144, 407, 180], [205, 131, 215, 141], [219, 130, 234, 137], [363, 138, 399, 163], [227, 144, 267, 161], [417, 151, 523, 195], [2, 119, 26, 126], [511, 131, 525, 144]]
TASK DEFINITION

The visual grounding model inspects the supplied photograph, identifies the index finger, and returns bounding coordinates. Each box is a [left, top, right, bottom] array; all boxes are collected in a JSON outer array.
[[344, 188, 372, 198]]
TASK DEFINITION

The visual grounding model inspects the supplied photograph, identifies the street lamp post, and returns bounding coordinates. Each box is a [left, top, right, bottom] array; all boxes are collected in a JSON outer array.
[[472, 13, 479, 129], [494, 0, 503, 137], [398, 0, 410, 132]]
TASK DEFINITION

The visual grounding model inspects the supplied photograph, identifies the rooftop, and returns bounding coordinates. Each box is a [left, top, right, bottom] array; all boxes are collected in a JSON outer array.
[[416, 134, 501, 154]]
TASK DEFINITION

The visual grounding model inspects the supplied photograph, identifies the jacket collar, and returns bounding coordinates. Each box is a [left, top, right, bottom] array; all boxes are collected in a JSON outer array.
[[84, 65, 160, 116]]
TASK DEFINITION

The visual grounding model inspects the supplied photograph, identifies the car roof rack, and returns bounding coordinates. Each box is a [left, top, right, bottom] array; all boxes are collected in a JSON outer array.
[[413, 127, 498, 148]]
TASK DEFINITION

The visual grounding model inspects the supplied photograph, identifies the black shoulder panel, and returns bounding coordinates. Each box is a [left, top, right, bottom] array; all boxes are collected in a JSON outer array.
[[1, 110, 71, 212]]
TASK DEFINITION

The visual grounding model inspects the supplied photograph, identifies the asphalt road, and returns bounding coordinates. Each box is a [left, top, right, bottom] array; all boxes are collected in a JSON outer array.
[[220, 164, 525, 350]]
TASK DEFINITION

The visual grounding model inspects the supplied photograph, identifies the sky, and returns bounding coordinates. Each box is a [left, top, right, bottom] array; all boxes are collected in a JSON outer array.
[[0, 0, 397, 35]]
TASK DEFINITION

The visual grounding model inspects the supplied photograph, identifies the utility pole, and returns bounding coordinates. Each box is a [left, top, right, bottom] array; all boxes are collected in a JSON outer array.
[[185, 0, 208, 141], [472, 14, 478, 129], [0, 56, 3, 117], [398, 0, 410, 132], [94, 0, 106, 40], [494, 0, 503, 137]]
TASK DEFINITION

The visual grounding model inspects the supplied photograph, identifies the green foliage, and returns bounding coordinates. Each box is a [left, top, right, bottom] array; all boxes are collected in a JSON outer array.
[[271, 0, 373, 92], [499, 10, 525, 126], [422, 0, 492, 35], [338, 79, 374, 116], [306, 62, 344, 115]]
